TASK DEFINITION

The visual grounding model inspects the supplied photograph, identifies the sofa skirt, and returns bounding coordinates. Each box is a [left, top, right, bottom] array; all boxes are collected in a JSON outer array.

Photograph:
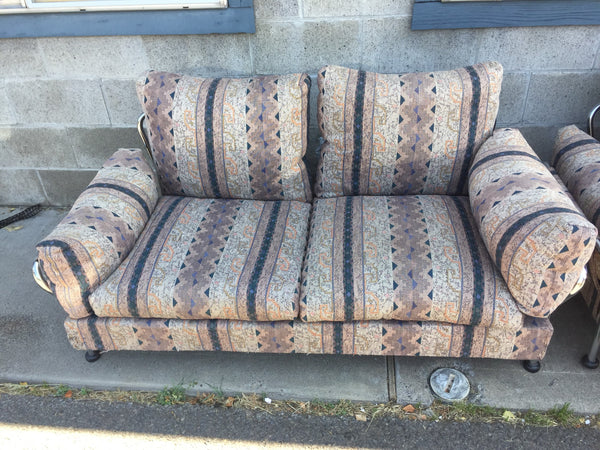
[[64, 316, 552, 361]]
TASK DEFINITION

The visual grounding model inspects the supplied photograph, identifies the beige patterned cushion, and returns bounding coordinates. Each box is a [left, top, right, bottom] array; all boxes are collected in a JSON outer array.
[[137, 71, 312, 202], [90, 197, 310, 322], [37, 149, 160, 319], [469, 128, 597, 317], [315, 62, 502, 197], [301, 195, 525, 333]]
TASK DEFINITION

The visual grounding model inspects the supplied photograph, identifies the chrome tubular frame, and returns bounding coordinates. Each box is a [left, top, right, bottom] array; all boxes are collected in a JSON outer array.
[[32, 260, 52, 293], [588, 104, 600, 138], [137, 113, 153, 160]]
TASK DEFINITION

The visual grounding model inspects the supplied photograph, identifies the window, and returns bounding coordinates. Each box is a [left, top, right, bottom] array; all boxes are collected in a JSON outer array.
[[0, 0, 254, 37], [0, 0, 225, 14], [412, 0, 600, 30]]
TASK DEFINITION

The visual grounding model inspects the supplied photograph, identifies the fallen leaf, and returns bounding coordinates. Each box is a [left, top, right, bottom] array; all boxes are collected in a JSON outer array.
[[502, 410, 516, 421], [355, 413, 367, 422], [402, 404, 416, 413], [419, 415, 427, 420], [19, 382, 27, 386], [64, 390, 73, 398], [224, 397, 234, 408], [5, 225, 23, 232]]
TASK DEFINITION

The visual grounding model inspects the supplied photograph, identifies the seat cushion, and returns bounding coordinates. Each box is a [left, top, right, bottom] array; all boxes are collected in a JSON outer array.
[[315, 62, 503, 198], [90, 196, 311, 321], [301, 195, 524, 331], [136, 71, 312, 202]]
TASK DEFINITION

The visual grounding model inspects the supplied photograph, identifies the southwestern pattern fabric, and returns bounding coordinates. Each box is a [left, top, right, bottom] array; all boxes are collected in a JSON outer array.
[[136, 71, 312, 202], [301, 195, 524, 331], [64, 315, 551, 360], [552, 125, 600, 228], [37, 149, 160, 319], [90, 196, 311, 322], [315, 62, 502, 198], [469, 128, 597, 318], [553, 125, 600, 324]]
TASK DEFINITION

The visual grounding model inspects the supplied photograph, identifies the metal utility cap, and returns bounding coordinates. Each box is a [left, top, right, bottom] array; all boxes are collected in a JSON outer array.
[[429, 368, 470, 402]]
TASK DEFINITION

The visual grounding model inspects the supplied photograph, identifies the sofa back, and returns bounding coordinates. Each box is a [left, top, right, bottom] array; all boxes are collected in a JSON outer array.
[[315, 62, 503, 197], [136, 71, 312, 202]]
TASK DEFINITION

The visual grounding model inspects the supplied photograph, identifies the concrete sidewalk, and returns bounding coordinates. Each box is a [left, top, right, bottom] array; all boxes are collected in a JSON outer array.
[[1, 207, 599, 414]]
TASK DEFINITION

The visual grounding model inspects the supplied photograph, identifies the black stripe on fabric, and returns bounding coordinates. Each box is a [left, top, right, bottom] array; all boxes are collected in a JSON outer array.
[[127, 197, 184, 317], [553, 138, 598, 167], [205, 78, 222, 198], [88, 316, 105, 351], [495, 207, 581, 270], [351, 71, 367, 195], [343, 196, 355, 321], [461, 326, 474, 358], [246, 201, 282, 321], [451, 197, 484, 328], [87, 182, 151, 219], [456, 66, 481, 194], [592, 207, 600, 226], [334, 322, 343, 354], [37, 239, 94, 316], [469, 151, 541, 178], [208, 319, 221, 351]]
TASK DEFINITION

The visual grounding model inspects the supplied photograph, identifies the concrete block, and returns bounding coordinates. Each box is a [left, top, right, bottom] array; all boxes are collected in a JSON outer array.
[[102, 79, 142, 126], [0, 127, 77, 169], [6, 79, 110, 126], [252, 20, 361, 74], [0, 169, 47, 206], [523, 71, 600, 125], [68, 127, 142, 168], [254, 0, 299, 18], [38, 169, 97, 206], [142, 34, 252, 77], [0, 82, 16, 125], [362, 18, 478, 73], [303, 0, 412, 17], [0, 38, 46, 78], [519, 125, 570, 162], [496, 72, 529, 126], [38, 36, 148, 79], [478, 26, 600, 71]]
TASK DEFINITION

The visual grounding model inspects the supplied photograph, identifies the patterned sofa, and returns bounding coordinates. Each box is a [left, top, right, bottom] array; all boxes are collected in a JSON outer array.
[[33, 62, 597, 372], [553, 122, 600, 369]]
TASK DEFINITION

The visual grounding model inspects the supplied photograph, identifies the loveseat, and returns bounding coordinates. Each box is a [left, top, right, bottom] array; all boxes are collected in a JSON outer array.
[[552, 115, 600, 369], [33, 62, 597, 372]]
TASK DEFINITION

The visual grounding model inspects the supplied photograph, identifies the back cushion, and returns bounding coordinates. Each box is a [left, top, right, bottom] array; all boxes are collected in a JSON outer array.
[[316, 62, 503, 197], [137, 71, 312, 202]]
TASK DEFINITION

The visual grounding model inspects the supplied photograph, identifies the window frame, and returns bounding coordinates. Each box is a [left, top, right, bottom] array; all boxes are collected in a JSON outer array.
[[412, 0, 600, 30], [0, 0, 254, 37]]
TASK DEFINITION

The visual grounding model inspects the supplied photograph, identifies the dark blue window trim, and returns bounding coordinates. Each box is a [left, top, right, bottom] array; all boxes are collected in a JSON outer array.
[[412, 0, 600, 30], [0, 0, 254, 38]]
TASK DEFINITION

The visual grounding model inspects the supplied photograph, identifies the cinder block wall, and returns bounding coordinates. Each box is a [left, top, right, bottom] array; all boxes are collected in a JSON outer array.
[[1, 0, 599, 205]]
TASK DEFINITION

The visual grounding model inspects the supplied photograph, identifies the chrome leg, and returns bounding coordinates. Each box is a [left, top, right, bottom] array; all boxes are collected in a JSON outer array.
[[582, 322, 600, 369]]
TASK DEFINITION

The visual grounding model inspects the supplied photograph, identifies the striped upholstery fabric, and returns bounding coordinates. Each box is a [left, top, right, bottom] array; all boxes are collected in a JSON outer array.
[[469, 128, 597, 318], [300, 195, 525, 330], [553, 125, 600, 323], [65, 315, 552, 360], [37, 149, 160, 319], [136, 71, 312, 202], [90, 196, 311, 321], [315, 62, 502, 198]]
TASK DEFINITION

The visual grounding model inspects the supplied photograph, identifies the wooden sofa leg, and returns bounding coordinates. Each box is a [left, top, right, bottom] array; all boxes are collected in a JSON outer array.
[[85, 350, 101, 363], [522, 360, 541, 373], [582, 322, 600, 369]]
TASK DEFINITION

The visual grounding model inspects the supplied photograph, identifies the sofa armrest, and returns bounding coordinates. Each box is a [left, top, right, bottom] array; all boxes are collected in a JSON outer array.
[[36, 148, 160, 319], [468, 128, 597, 318]]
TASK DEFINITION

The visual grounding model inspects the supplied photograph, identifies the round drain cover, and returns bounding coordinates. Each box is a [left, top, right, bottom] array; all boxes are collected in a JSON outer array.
[[429, 368, 470, 402]]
